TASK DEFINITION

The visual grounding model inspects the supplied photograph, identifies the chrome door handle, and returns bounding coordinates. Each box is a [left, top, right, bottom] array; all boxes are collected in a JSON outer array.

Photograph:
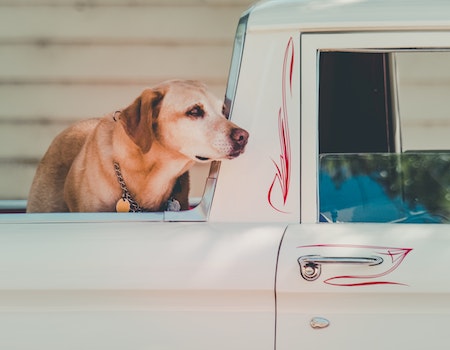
[[298, 255, 383, 281]]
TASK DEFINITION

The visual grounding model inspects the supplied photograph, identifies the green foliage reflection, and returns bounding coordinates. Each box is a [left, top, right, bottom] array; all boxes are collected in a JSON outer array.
[[320, 153, 450, 222]]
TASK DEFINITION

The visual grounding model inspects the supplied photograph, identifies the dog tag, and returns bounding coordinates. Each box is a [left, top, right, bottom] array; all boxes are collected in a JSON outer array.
[[166, 198, 181, 212], [116, 198, 131, 212]]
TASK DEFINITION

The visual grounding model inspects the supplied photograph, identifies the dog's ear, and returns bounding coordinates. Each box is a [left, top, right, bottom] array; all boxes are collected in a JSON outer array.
[[120, 89, 164, 153]]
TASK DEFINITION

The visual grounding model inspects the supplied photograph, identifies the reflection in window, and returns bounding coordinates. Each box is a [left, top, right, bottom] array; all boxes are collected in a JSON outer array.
[[320, 153, 450, 223]]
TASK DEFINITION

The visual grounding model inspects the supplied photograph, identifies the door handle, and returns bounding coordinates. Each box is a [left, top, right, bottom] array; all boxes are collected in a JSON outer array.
[[298, 255, 383, 281]]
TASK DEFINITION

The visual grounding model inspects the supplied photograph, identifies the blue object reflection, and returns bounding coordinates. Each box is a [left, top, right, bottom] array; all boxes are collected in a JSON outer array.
[[319, 153, 450, 223]]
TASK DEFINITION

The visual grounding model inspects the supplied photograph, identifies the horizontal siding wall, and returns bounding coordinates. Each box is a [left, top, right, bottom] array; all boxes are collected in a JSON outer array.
[[0, 0, 253, 199], [2, 1, 447, 201], [396, 52, 450, 151]]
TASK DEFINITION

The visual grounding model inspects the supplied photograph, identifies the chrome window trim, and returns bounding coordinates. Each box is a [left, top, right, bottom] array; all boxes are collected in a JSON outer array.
[[224, 14, 249, 119]]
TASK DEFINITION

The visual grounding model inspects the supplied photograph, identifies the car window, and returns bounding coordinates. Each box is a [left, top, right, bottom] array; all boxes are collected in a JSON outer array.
[[0, 13, 249, 221], [319, 153, 450, 223], [318, 50, 450, 223]]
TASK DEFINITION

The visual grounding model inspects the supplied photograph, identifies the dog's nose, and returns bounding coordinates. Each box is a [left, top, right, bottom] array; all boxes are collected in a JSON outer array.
[[231, 128, 249, 147]]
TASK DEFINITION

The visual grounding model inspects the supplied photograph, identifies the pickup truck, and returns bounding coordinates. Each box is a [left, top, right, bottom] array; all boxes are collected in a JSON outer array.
[[2, 0, 450, 349]]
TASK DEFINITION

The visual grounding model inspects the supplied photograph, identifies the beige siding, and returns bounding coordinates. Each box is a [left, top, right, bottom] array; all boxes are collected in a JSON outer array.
[[2, 1, 448, 201], [396, 52, 450, 151], [0, 0, 253, 199]]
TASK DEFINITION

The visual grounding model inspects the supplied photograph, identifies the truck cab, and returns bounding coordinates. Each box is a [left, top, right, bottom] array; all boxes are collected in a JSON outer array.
[[2, 0, 450, 349]]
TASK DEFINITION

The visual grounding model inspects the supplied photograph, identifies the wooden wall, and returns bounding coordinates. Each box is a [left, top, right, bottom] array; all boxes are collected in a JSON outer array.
[[396, 52, 450, 151], [1, 1, 449, 201], [0, 0, 254, 200]]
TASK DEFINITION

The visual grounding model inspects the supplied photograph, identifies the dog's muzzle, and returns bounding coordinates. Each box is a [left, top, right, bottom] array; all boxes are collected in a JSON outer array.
[[229, 127, 249, 158]]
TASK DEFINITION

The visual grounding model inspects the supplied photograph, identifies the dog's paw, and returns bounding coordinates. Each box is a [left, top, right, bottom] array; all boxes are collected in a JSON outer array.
[[166, 198, 181, 212]]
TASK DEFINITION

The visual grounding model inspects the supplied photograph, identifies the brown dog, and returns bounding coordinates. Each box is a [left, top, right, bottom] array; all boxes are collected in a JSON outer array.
[[27, 80, 249, 212]]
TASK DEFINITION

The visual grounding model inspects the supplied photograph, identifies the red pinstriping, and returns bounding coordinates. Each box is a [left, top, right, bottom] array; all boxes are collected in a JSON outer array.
[[268, 37, 294, 213], [298, 244, 413, 287]]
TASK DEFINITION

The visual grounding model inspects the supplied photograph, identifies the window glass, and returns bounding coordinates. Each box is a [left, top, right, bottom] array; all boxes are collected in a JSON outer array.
[[320, 153, 450, 223], [397, 52, 450, 150], [319, 50, 450, 223]]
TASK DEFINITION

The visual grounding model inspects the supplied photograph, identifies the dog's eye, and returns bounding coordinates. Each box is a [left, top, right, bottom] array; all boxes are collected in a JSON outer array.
[[186, 105, 204, 118]]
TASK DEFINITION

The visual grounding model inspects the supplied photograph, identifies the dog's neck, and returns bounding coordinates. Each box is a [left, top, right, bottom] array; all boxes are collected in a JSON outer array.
[[112, 160, 182, 212], [111, 122, 194, 211]]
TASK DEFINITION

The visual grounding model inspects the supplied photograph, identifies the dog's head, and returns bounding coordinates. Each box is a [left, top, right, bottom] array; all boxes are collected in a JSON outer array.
[[120, 80, 249, 162]]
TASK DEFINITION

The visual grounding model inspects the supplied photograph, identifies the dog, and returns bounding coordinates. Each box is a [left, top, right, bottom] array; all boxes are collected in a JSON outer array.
[[27, 80, 249, 212]]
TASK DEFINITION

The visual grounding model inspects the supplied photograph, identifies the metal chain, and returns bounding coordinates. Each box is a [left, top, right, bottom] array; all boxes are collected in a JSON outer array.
[[113, 161, 143, 212]]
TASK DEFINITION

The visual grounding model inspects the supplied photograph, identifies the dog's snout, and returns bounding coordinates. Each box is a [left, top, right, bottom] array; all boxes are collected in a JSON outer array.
[[231, 128, 249, 147]]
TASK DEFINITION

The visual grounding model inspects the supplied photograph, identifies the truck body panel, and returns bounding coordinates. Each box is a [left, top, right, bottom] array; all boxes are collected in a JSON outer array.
[[2, 0, 450, 349]]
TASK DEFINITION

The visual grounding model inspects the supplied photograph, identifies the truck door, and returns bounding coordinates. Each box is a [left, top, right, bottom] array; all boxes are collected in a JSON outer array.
[[276, 223, 450, 349], [276, 33, 450, 349]]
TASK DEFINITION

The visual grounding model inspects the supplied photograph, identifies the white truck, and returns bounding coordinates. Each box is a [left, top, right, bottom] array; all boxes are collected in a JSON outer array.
[[2, 0, 450, 349]]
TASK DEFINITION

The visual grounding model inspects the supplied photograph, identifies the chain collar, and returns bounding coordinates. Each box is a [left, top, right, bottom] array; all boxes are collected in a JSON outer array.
[[112, 110, 181, 212], [113, 161, 143, 212], [112, 113, 142, 212]]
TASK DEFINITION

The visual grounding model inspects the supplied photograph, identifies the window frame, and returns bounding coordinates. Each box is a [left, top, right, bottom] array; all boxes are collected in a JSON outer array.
[[300, 31, 450, 223]]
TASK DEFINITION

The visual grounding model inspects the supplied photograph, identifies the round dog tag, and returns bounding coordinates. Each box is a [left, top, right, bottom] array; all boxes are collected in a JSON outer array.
[[116, 198, 131, 212]]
